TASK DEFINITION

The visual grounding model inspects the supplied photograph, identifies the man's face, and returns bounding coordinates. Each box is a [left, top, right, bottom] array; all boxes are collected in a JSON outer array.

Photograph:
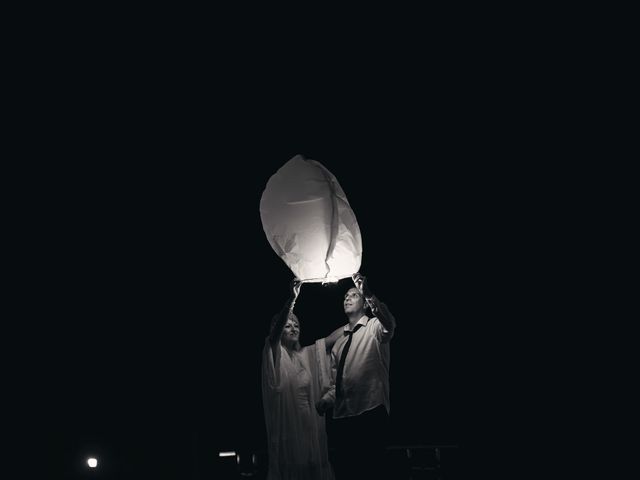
[[344, 287, 365, 314], [283, 315, 300, 343]]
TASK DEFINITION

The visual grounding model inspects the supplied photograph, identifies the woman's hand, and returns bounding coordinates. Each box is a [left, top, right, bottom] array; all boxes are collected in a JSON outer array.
[[290, 278, 302, 300]]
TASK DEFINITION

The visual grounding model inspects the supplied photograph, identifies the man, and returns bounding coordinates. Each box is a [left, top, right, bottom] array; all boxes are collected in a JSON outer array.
[[315, 273, 396, 479]]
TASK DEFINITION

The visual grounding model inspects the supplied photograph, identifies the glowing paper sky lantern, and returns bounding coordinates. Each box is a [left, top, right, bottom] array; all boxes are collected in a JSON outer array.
[[260, 155, 362, 283]]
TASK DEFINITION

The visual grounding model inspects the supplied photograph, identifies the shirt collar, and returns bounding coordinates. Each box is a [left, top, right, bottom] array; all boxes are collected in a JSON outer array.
[[343, 315, 369, 333]]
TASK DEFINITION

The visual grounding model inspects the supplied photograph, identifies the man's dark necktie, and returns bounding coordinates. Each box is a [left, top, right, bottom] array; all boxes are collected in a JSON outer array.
[[335, 324, 363, 399]]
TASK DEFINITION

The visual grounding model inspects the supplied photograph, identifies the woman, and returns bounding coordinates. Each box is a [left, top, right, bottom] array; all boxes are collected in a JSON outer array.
[[261, 279, 342, 480]]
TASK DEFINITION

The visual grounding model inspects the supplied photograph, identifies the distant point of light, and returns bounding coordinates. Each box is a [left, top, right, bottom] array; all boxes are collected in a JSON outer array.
[[219, 451, 236, 457], [87, 458, 98, 468]]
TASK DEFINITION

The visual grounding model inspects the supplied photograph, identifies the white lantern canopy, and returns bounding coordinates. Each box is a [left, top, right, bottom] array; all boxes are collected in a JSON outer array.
[[260, 155, 362, 283]]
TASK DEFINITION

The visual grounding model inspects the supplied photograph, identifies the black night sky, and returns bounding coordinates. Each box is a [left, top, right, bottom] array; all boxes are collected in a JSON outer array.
[[39, 131, 521, 476], [22, 30, 561, 478]]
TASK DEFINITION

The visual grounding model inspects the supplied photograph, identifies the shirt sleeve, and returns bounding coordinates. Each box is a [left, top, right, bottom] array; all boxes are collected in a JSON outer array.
[[372, 302, 396, 343]]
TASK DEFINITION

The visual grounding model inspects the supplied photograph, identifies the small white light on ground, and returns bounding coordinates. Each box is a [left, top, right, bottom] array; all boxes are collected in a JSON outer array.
[[87, 458, 98, 468], [219, 451, 236, 457]]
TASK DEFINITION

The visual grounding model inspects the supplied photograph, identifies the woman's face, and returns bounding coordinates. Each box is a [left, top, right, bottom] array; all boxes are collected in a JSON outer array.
[[282, 315, 300, 344]]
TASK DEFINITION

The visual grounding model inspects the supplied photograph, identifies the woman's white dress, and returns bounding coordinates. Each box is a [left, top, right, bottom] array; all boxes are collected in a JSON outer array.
[[262, 338, 334, 480]]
